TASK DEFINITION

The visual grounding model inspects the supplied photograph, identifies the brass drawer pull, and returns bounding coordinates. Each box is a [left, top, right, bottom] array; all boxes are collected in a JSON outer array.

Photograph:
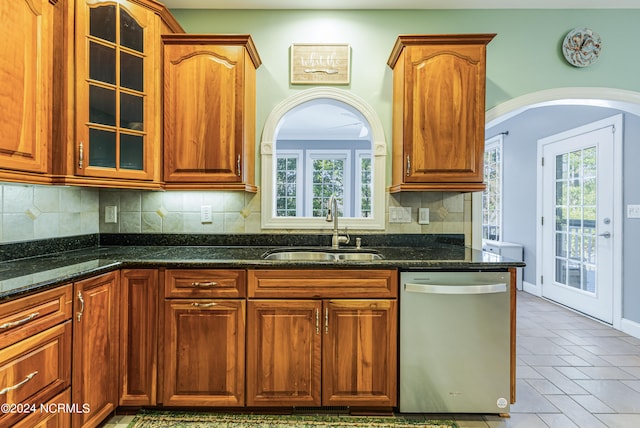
[[191, 281, 218, 288], [78, 141, 84, 169], [325, 308, 329, 334], [0, 371, 38, 395], [0, 312, 40, 330], [191, 302, 217, 308], [77, 291, 85, 322]]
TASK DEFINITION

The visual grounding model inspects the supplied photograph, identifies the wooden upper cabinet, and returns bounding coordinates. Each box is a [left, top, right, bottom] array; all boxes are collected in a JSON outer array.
[[388, 34, 495, 192], [162, 34, 261, 191], [54, 0, 183, 189], [0, 0, 57, 183]]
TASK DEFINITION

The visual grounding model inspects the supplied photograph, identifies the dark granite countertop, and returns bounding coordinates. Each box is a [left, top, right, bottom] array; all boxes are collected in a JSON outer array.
[[0, 234, 525, 301]]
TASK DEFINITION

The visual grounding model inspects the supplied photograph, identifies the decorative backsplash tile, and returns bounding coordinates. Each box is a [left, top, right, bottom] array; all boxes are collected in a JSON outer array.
[[0, 182, 472, 244], [0, 183, 99, 244]]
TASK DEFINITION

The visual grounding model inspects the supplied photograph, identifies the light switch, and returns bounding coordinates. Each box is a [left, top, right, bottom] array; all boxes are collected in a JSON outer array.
[[628, 204, 640, 219], [419, 208, 430, 224]]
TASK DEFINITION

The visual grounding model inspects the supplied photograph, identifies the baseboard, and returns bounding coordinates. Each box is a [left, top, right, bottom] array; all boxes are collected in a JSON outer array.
[[620, 318, 640, 340], [522, 281, 540, 296]]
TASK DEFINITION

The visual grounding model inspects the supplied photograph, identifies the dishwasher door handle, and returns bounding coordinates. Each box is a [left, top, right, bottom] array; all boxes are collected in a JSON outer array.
[[404, 282, 507, 295]]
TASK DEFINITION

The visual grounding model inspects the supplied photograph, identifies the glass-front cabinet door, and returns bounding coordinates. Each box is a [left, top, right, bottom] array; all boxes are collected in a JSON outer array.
[[75, 0, 159, 184]]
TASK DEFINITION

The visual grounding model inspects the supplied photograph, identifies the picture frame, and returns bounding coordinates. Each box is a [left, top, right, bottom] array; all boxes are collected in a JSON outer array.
[[290, 43, 351, 85]]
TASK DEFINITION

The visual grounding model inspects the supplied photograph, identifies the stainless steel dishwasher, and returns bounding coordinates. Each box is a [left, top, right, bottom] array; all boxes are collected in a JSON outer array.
[[400, 271, 511, 414]]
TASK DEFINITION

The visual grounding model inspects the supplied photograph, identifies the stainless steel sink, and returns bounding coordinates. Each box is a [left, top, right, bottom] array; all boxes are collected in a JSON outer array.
[[262, 249, 382, 261]]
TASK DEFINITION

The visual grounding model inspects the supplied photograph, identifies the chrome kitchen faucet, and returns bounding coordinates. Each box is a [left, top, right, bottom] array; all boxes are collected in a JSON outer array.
[[326, 195, 350, 249]]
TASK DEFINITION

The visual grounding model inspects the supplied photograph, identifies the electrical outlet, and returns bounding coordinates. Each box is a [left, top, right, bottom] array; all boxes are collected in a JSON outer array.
[[628, 204, 640, 219], [201, 205, 213, 223], [389, 206, 412, 223], [419, 208, 430, 224], [105, 206, 118, 224]]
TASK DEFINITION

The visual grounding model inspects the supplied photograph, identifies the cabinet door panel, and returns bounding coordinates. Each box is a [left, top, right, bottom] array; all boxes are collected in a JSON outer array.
[[323, 299, 397, 407], [406, 45, 484, 183], [119, 269, 158, 406], [388, 34, 494, 192], [246, 300, 321, 406], [163, 45, 243, 183], [0, 0, 52, 176], [74, 0, 158, 182], [162, 35, 260, 190], [162, 300, 245, 407], [72, 272, 119, 428]]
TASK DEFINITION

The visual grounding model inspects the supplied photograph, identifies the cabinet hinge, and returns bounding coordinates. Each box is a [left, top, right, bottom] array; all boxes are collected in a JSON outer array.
[[541, 157, 544, 167], [541, 275, 544, 285], [541, 216, 544, 226]]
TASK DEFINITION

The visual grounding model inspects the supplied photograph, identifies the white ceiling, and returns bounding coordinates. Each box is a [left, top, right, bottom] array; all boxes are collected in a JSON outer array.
[[162, 0, 640, 9]]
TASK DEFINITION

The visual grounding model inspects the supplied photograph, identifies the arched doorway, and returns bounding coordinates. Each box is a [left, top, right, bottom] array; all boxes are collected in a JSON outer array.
[[478, 87, 640, 332]]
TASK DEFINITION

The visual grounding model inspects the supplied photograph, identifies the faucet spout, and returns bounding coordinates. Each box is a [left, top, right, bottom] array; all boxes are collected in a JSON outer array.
[[326, 195, 349, 249]]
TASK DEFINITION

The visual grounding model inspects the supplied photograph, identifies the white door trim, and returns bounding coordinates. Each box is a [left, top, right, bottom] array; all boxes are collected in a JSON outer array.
[[536, 114, 623, 328]]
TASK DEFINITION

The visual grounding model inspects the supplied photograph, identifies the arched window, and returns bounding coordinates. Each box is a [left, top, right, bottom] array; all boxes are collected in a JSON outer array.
[[261, 88, 386, 230]]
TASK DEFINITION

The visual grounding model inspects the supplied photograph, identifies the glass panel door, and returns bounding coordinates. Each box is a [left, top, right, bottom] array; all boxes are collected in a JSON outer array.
[[541, 120, 617, 324], [553, 147, 597, 293], [83, 4, 146, 174]]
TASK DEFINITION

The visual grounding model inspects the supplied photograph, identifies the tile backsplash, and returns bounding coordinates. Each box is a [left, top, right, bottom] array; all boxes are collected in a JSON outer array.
[[99, 188, 471, 239], [0, 183, 99, 243], [0, 182, 472, 244]]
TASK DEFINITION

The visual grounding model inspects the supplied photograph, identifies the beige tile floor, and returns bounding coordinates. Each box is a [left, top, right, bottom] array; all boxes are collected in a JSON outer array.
[[103, 291, 640, 428]]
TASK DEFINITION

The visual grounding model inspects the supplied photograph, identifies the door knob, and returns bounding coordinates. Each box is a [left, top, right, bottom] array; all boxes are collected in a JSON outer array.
[[598, 232, 611, 238]]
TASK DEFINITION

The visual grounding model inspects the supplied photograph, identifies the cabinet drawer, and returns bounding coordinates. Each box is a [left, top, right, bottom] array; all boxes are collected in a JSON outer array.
[[0, 321, 71, 427], [0, 285, 73, 349], [12, 387, 71, 428], [165, 269, 246, 298], [248, 269, 398, 298]]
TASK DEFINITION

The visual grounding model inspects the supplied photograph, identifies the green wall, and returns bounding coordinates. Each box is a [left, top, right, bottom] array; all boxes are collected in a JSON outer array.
[[169, 8, 640, 183]]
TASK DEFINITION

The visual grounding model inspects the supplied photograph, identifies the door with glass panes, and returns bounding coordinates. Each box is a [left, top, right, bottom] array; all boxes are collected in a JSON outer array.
[[540, 117, 619, 324], [75, 0, 159, 181]]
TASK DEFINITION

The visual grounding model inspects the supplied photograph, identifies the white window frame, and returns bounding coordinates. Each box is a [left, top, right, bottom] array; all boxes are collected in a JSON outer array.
[[482, 135, 504, 242], [275, 150, 303, 217], [305, 150, 351, 217], [261, 87, 386, 230], [355, 149, 373, 218]]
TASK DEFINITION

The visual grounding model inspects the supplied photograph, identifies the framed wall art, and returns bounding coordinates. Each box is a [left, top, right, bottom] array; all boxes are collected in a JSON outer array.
[[290, 43, 351, 85]]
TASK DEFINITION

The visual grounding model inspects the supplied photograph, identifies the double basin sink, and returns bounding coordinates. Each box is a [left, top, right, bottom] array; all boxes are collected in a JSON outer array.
[[262, 247, 383, 261]]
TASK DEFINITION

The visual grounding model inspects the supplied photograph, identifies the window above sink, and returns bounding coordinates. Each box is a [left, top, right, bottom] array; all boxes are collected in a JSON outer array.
[[261, 87, 387, 230]]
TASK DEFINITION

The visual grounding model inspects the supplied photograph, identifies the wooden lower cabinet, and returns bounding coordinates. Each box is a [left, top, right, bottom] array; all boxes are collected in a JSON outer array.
[[72, 272, 119, 428], [323, 300, 397, 407], [0, 321, 71, 427], [162, 299, 245, 406], [246, 298, 397, 408], [119, 269, 158, 406], [13, 387, 72, 428], [246, 300, 322, 406]]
